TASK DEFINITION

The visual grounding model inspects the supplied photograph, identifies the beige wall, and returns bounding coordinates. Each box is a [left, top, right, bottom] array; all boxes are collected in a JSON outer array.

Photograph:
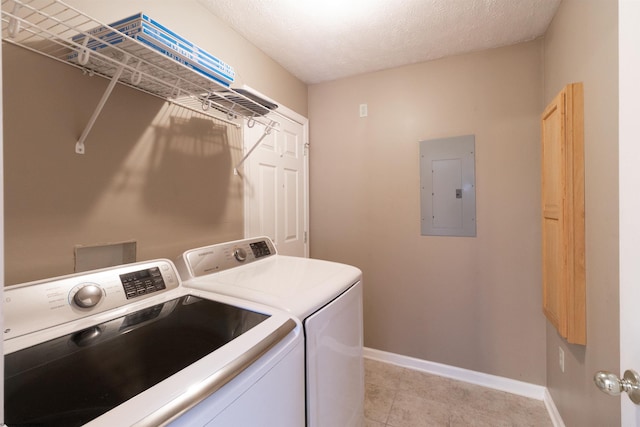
[[2, 0, 307, 285], [308, 41, 547, 384], [543, 1, 620, 426]]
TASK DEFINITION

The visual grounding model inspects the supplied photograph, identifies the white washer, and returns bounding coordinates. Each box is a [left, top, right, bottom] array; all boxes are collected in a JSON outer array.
[[3, 259, 305, 427], [175, 236, 364, 427]]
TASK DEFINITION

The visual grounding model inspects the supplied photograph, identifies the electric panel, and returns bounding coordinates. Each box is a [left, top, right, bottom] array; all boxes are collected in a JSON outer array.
[[420, 135, 476, 237]]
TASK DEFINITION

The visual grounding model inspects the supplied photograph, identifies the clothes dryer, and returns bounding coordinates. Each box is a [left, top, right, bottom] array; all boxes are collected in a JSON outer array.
[[175, 236, 364, 427]]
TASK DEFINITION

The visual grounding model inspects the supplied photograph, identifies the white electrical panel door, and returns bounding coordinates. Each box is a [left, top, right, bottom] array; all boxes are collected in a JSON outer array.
[[420, 135, 476, 237]]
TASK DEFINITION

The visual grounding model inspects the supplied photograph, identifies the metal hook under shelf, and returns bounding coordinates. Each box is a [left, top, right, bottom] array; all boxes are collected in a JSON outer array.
[[202, 98, 211, 111], [7, 1, 20, 38], [130, 60, 143, 85], [233, 119, 278, 176], [78, 37, 91, 66]]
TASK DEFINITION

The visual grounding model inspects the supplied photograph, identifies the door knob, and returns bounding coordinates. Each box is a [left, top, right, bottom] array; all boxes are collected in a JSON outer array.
[[594, 370, 640, 404]]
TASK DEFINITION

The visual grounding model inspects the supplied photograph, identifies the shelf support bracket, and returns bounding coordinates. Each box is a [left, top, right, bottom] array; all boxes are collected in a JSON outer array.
[[76, 54, 130, 154], [7, 1, 21, 38], [233, 120, 278, 175]]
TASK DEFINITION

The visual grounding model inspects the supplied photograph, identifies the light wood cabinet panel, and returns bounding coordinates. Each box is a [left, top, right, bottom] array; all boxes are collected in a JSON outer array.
[[541, 83, 586, 345]]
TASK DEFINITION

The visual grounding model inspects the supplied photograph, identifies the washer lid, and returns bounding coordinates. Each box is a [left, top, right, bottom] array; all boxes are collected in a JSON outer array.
[[4, 295, 269, 427], [183, 255, 362, 319]]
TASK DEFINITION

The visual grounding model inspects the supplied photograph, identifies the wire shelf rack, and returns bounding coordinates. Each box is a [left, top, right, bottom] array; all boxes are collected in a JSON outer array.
[[1, 0, 280, 154]]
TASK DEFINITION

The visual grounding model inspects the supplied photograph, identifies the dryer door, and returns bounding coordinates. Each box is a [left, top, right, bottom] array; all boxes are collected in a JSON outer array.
[[305, 281, 364, 427]]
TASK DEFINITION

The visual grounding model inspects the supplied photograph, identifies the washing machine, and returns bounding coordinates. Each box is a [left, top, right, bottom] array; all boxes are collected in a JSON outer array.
[[175, 236, 364, 427], [3, 259, 305, 426]]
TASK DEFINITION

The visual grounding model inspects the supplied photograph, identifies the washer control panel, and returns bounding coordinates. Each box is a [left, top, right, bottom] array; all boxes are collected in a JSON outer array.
[[4, 260, 179, 341], [180, 236, 277, 279], [249, 240, 273, 258], [120, 267, 167, 299]]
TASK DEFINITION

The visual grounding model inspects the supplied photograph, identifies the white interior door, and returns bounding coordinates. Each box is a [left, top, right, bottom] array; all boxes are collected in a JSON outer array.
[[243, 101, 309, 257], [619, 2, 640, 424]]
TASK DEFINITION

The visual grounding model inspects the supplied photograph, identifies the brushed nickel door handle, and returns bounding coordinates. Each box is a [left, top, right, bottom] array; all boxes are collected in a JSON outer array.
[[594, 370, 640, 404]]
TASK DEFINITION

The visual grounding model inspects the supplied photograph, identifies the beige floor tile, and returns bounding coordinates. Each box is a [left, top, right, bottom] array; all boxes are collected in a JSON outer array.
[[449, 407, 515, 427], [365, 358, 405, 390], [503, 399, 554, 427], [363, 358, 554, 427], [365, 382, 396, 423], [398, 369, 471, 406], [457, 383, 552, 425], [386, 392, 450, 427], [365, 419, 386, 427]]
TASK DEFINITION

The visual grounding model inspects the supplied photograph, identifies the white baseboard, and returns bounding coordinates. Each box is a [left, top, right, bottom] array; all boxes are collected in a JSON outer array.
[[543, 388, 566, 427], [363, 347, 565, 427]]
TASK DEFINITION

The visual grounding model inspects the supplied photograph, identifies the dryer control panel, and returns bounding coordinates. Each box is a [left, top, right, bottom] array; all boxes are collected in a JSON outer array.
[[178, 236, 277, 279]]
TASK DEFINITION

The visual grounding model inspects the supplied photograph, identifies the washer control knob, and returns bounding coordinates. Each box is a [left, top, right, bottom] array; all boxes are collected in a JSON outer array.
[[233, 248, 247, 262], [73, 284, 103, 308]]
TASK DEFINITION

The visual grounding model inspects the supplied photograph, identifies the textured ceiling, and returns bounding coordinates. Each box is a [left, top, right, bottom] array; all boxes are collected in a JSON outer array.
[[200, 0, 561, 85]]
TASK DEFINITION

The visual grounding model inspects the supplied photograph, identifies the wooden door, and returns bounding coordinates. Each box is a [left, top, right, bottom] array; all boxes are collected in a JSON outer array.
[[541, 82, 586, 345], [541, 90, 566, 335]]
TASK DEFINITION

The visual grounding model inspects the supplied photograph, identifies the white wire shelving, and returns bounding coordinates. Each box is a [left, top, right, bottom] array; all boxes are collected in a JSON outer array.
[[1, 0, 280, 155]]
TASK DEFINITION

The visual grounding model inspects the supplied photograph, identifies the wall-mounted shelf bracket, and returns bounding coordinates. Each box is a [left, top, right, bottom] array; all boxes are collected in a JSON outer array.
[[75, 54, 130, 154], [6, 0, 19, 37], [233, 119, 278, 176], [2, 0, 288, 155]]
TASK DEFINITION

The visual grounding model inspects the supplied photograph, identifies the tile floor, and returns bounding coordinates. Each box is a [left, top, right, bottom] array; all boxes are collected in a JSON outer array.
[[364, 358, 553, 427]]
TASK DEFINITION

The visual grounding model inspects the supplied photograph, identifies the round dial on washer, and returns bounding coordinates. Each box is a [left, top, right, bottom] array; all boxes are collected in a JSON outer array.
[[233, 247, 247, 262], [73, 284, 103, 308]]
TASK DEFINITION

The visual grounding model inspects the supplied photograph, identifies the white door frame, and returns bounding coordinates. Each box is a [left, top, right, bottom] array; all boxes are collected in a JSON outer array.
[[241, 90, 310, 257], [619, 1, 640, 424], [0, 32, 5, 425]]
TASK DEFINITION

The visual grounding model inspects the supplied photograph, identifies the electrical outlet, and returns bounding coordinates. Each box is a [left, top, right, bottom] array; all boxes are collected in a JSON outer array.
[[559, 347, 565, 373], [359, 103, 368, 117]]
